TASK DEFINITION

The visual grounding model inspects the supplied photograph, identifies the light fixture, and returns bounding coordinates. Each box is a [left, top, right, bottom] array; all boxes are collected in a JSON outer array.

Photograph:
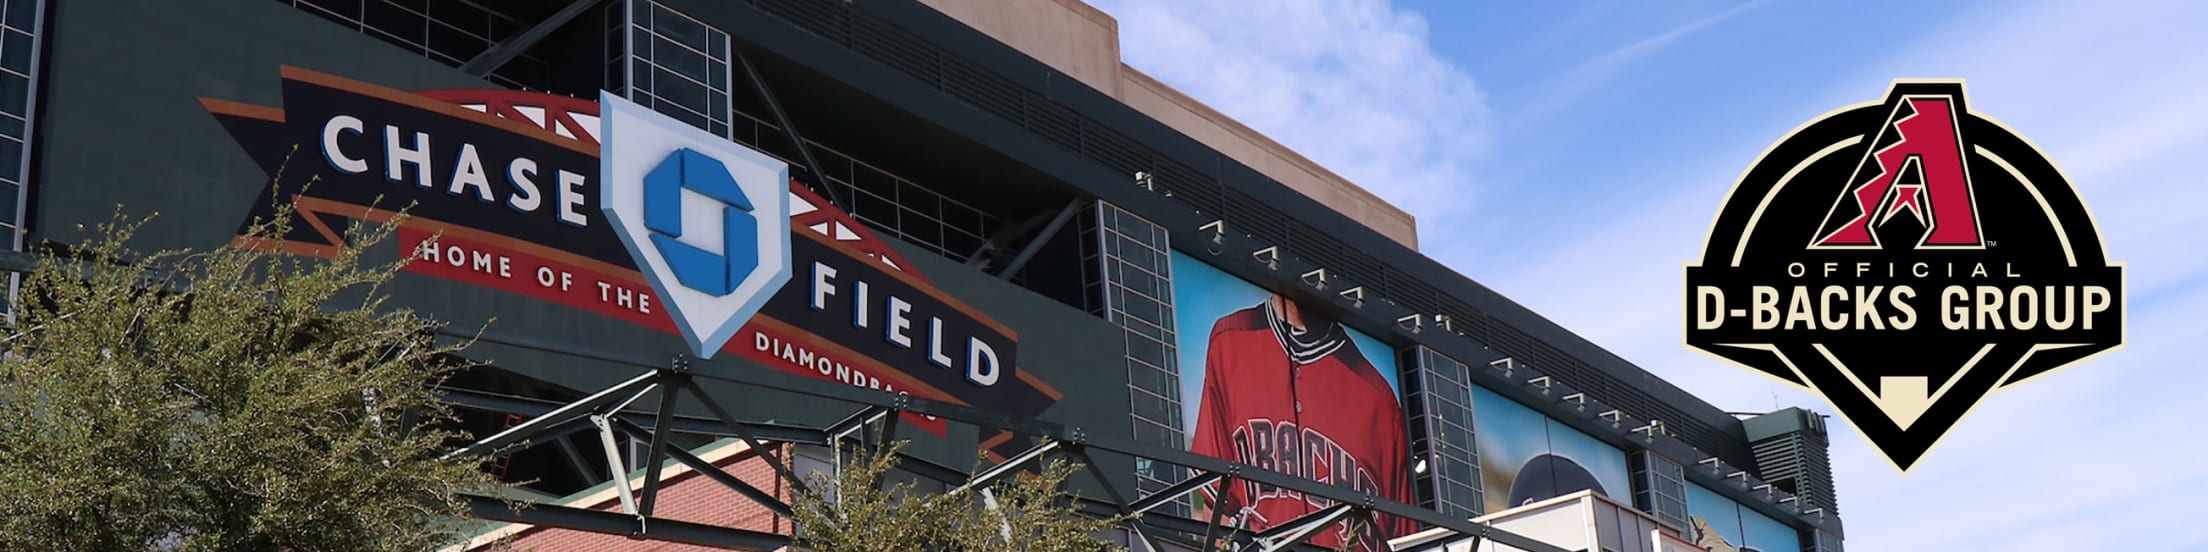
[[1199, 219, 1225, 245], [1339, 286, 1365, 308], [1251, 246, 1279, 270], [1300, 267, 1328, 290], [1560, 392, 1587, 410], [1396, 313, 1422, 333], [1526, 375, 1552, 391], [1134, 170, 1154, 191], [1413, 458, 1429, 475]]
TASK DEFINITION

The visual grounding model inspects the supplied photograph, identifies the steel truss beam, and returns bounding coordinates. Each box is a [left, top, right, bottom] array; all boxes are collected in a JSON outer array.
[[463, 493, 788, 550], [460, 0, 603, 77], [995, 199, 1084, 278], [441, 328, 1566, 552], [1250, 503, 1354, 552], [734, 46, 843, 210]]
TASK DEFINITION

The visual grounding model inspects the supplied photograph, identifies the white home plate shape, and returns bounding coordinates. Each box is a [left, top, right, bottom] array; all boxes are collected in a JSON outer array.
[[599, 92, 792, 358]]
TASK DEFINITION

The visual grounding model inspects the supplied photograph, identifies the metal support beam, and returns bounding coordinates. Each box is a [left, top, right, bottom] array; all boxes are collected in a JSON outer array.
[[995, 199, 1083, 278], [610, 417, 796, 519], [441, 386, 829, 445], [954, 440, 1062, 494], [683, 379, 816, 497], [463, 493, 789, 551], [734, 47, 842, 210], [1202, 475, 1235, 552], [1252, 504, 1354, 552], [1130, 472, 1224, 515], [825, 405, 888, 443], [1069, 446, 1164, 552], [460, 0, 603, 77], [590, 414, 640, 516], [444, 329, 1575, 552], [444, 370, 659, 459], [636, 373, 685, 517]]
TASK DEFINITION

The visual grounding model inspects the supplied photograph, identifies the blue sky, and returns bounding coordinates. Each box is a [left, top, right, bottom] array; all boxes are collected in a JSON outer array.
[[1088, 0, 2208, 549]]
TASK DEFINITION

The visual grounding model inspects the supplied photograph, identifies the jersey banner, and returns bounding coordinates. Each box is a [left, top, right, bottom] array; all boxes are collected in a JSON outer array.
[[197, 66, 1061, 449], [1169, 253, 1411, 551]]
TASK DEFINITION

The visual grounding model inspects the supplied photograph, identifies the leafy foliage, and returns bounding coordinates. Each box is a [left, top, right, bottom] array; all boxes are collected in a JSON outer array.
[[788, 440, 1134, 552], [0, 200, 499, 551]]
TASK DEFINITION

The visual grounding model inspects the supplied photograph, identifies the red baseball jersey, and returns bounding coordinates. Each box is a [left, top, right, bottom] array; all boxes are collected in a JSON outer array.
[[1191, 303, 1413, 551]]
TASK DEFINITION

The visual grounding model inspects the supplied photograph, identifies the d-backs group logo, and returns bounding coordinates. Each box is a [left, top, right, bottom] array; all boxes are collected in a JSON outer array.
[[1686, 80, 2124, 471]]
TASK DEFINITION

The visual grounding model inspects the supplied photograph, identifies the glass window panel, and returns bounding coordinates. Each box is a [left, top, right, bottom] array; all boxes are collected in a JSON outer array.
[[0, 30, 26, 77], [651, 5, 708, 51], [651, 68, 707, 113], [0, 114, 20, 140], [0, 181, 16, 225], [0, 0, 28, 31], [1125, 335, 1167, 368], [0, 137, 21, 182], [660, 102, 707, 131], [652, 35, 709, 83]]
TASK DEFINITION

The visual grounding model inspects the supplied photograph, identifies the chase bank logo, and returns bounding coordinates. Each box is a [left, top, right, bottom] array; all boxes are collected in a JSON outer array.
[[645, 149, 758, 295], [599, 93, 791, 358]]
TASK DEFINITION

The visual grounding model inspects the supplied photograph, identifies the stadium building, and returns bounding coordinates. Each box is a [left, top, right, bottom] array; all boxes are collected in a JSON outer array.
[[17, 0, 1844, 550]]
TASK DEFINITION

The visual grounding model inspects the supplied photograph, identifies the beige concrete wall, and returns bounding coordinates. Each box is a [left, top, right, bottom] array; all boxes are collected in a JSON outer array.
[[915, 0, 1420, 249], [914, 0, 1122, 95]]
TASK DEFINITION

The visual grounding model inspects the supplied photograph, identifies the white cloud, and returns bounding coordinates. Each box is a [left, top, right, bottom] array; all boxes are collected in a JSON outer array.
[[1507, 0, 1768, 129], [1090, 0, 1490, 226]]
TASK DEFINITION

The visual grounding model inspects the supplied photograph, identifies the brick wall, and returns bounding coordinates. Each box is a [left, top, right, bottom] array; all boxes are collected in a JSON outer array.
[[475, 444, 795, 552]]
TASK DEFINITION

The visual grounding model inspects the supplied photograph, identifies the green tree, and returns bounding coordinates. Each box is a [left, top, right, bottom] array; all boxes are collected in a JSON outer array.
[[788, 440, 1133, 552], [0, 203, 500, 551]]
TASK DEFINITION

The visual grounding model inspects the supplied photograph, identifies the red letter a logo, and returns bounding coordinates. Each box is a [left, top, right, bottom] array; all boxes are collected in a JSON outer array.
[[1811, 96, 1984, 249]]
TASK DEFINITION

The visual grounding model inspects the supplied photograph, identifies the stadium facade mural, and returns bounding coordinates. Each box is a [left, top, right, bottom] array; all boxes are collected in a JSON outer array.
[[1169, 252, 1409, 551], [1470, 385, 1633, 515], [1685, 481, 1797, 552]]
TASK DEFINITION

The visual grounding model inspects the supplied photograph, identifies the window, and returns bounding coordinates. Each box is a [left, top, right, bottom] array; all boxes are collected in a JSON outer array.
[[1408, 347, 1484, 518], [607, 0, 732, 138], [1086, 201, 1187, 515], [0, 0, 40, 316], [1631, 451, 1690, 530]]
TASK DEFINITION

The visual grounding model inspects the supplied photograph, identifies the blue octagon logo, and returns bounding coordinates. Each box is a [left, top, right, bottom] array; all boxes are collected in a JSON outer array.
[[600, 93, 791, 359], [644, 149, 756, 296]]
